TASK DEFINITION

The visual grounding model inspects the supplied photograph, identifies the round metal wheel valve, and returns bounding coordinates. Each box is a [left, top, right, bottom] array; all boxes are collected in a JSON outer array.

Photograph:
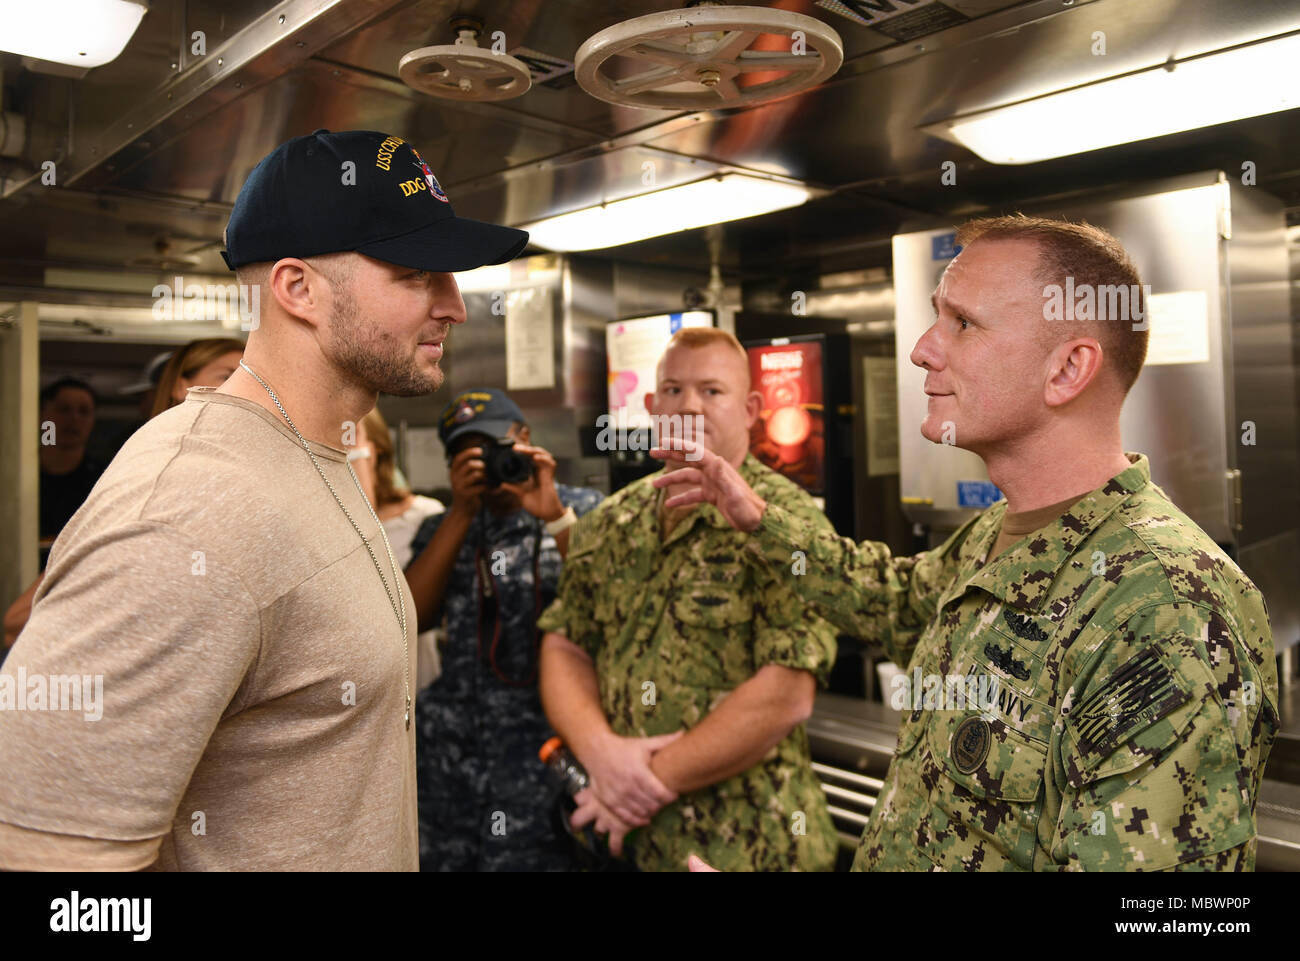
[[575, 4, 843, 110]]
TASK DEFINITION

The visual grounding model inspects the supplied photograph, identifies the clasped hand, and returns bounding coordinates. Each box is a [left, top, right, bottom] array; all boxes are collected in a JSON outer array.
[[569, 730, 683, 856]]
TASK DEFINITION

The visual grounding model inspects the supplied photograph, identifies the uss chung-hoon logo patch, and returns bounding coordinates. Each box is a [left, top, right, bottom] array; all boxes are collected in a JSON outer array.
[[952, 716, 992, 774], [411, 147, 449, 203]]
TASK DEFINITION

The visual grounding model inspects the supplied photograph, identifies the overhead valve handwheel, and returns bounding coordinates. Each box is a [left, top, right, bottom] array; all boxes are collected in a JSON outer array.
[[575, 4, 843, 111], [398, 17, 532, 102]]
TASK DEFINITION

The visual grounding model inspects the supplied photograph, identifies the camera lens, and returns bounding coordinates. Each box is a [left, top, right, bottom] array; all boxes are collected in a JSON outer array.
[[484, 439, 535, 487], [498, 450, 533, 485]]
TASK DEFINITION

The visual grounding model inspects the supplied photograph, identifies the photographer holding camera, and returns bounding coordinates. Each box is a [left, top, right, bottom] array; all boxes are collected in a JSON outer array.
[[404, 388, 602, 870]]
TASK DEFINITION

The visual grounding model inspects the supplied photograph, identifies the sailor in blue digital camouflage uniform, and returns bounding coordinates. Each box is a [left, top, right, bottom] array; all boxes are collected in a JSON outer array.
[[404, 388, 602, 871]]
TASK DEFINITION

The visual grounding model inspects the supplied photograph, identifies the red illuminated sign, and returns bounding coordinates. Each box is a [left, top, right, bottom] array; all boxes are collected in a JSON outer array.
[[747, 340, 825, 495]]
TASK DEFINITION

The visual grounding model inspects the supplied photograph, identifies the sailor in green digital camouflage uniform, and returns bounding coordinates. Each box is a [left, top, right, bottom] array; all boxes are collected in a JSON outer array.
[[537, 327, 839, 872], [661, 217, 1278, 873]]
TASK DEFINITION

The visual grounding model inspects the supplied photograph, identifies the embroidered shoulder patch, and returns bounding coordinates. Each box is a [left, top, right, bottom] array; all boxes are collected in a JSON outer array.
[[1069, 646, 1191, 761]]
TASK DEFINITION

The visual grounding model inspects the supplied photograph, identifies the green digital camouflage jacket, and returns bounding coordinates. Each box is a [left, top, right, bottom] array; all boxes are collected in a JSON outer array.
[[537, 454, 839, 872], [747, 453, 1278, 871]]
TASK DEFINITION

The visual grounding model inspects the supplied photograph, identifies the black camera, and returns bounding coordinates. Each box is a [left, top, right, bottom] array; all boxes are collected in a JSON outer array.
[[482, 437, 535, 488]]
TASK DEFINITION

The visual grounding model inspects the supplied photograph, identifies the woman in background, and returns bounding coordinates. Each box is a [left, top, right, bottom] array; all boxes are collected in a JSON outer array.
[[357, 408, 446, 557], [150, 338, 246, 416], [352, 407, 446, 687]]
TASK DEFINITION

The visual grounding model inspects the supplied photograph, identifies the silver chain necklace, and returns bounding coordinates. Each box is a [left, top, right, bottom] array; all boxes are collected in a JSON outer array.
[[239, 360, 411, 729]]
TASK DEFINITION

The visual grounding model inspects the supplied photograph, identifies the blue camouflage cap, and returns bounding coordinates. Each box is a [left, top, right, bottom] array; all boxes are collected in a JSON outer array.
[[438, 388, 526, 449]]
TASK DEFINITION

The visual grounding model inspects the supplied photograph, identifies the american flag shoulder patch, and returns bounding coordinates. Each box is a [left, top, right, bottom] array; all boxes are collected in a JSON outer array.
[[1069, 646, 1192, 761]]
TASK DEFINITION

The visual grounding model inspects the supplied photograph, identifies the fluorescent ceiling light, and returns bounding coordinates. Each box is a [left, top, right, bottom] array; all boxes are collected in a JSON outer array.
[[923, 32, 1300, 164], [454, 256, 560, 292], [523, 173, 813, 251], [0, 0, 147, 68], [453, 263, 513, 293]]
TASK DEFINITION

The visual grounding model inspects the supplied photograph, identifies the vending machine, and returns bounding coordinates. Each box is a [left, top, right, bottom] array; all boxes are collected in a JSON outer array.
[[743, 333, 855, 536]]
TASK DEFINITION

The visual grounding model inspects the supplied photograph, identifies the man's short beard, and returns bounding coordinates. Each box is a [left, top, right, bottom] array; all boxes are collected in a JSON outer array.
[[326, 282, 442, 396]]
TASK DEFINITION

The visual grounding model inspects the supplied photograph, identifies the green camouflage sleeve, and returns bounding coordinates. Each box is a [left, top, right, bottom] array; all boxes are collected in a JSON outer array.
[[1051, 602, 1277, 871], [535, 513, 603, 660], [750, 560, 839, 688], [745, 504, 976, 669]]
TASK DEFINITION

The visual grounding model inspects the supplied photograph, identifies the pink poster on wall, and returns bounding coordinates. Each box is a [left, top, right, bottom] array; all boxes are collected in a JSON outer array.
[[606, 311, 713, 429]]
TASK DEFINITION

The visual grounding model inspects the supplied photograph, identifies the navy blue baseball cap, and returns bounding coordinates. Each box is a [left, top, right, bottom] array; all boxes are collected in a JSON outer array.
[[439, 388, 527, 449], [221, 129, 528, 272]]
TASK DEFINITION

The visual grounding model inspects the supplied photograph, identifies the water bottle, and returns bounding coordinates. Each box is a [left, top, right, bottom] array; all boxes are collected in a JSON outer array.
[[539, 737, 589, 796], [539, 736, 637, 871]]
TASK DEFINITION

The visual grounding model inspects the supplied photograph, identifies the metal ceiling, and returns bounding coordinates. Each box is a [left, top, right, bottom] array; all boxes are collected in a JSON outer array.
[[2, 0, 1300, 296]]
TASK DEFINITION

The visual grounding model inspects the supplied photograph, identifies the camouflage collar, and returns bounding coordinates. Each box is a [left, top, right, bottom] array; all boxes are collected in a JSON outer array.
[[964, 452, 1151, 612]]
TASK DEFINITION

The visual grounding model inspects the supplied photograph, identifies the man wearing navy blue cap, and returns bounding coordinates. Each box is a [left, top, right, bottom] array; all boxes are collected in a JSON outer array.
[[220, 128, 527, 405], [403, 388, 602, 871], [0, 130, 528, 871]]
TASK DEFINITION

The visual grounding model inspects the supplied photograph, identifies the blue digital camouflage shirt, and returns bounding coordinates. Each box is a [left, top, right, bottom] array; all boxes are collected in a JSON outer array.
[[408, 482, 602, 871]]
